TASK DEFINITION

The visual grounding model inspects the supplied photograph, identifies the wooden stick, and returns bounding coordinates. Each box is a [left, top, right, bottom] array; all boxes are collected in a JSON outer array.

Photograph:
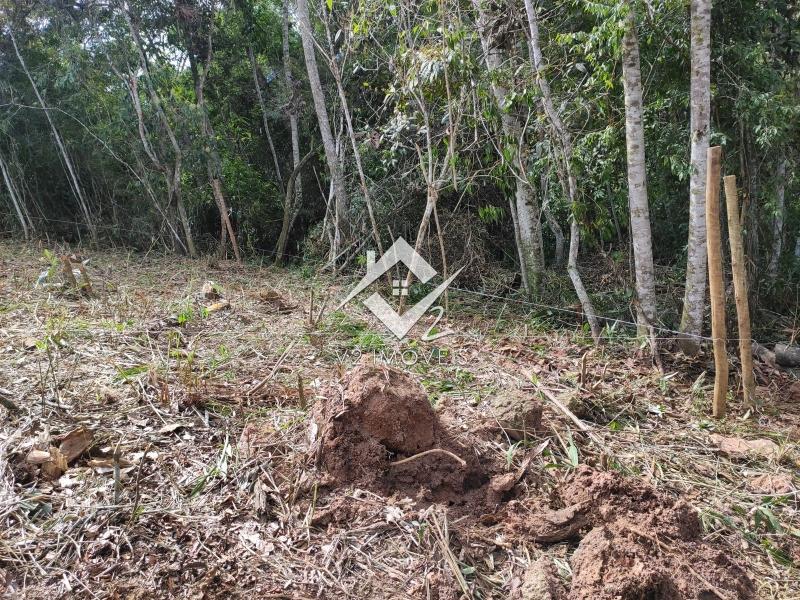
[[723, 175, 756, 407], [248, 340, 296, 395], [705, 146, 727, 417], [389, 448, 466, 468]]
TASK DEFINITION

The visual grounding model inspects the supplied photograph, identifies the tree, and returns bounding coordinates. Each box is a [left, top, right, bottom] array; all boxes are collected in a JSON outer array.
[[523, 0, 601, 342], [679, 0, 712, 355], [472, 0, 544, 298], [176, 0, 241, 262], [295, 0, 349, 265], [0, 147, 32, 238], [121, 4, 197, 257], [274, 0, 305, 264], [621, 1, 657, 336], [766, 159, 787, 283], [9, 27, 97, 243]]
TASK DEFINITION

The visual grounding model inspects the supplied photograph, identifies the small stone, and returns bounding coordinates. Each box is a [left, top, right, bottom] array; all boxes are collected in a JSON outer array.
[[710, 434, 780, 460], [488, 389, 543, 441], [747, 473, 795, 495]]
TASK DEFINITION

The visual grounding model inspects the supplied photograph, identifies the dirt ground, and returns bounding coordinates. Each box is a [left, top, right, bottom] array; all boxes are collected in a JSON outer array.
[[1, 241, 799, 599]]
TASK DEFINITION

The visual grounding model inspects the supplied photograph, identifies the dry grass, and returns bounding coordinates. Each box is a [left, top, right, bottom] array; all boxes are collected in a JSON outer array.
[[0, 240, 798, 599]]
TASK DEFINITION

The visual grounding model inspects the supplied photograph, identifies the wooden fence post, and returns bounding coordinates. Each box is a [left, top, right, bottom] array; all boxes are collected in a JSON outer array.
[[723, 175, 756, 407], [706, 146, 727, 417]]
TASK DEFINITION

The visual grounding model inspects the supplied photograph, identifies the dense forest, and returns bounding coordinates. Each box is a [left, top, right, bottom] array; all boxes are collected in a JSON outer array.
[[1, 0, 797, 342]]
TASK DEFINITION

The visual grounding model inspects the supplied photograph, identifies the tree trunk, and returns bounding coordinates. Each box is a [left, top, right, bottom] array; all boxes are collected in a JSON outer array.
[[321, 5, 384, 260], [124, 9, 197, 257], [10, 29, 96, 242], [523, 0, 600, 341], [189, 50, 241, 263], [275, 148, 315, 265], [766, 159, 787, 283], [679, 0, 712, 355], [621, 4, 658, 333], [472, 0, 544, 297], [508, 196, 530, 293], [274, 0, 304, 265], [0, 150, 32, 238], [295, 0, 349, 261], [541, 173, 565, 267], [248, 45, 284, 190]]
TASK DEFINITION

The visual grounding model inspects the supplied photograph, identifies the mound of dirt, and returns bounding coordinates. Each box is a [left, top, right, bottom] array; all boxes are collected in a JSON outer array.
[[505, 466, 755, 600], [569, 520, 754, 600], [560, 465, 702, 541], [311, 364, 494, 505]]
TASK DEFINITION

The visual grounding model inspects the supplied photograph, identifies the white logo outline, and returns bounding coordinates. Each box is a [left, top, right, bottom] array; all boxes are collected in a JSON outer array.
[[336, 237, 462, 340]]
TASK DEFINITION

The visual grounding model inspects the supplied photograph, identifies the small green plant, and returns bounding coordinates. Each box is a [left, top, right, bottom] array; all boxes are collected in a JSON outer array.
[[504, 441, 523, 468], [658, 371, 677, 394], [564, 433, 580, 469], [114, 364, 149, 382], [353, 331, 386, 352], [189, 436, 232, 498], [176, 302, 194, 326], [40, 249, 59, 281]]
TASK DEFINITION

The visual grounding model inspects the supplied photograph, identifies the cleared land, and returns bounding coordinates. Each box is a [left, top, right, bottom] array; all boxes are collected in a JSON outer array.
[[0, 242, 798, 598]]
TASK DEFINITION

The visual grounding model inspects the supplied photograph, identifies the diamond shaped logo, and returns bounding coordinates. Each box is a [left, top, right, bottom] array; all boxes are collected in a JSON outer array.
[[337, 238, 461, 339]]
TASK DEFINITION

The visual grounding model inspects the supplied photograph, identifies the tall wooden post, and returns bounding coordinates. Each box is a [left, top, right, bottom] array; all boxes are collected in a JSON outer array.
[[706, 146, 727, 417], [723, 175, 756, 406]]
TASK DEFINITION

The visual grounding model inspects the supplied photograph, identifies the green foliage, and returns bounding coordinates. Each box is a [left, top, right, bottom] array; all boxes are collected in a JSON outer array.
[[0, 0, 797, 309]]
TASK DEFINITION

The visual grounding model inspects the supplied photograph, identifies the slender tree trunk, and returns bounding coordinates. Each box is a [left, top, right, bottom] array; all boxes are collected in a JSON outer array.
[[321, 6, 384, 261], [767, 159, 787, 283], [295, 0, 349, 260], [275, 148, 315, 265], [543, 206, 564, 268], [679, 0, 712, 354], [124, 10, 197, 257], [10, 29, 96, 242], [541, 172, 565, 267], [275, 0, 302, 265], [248, 45, 284, 190], [508, 196, 530, 293], [523, 0, 600, 341], [274, 0, 304, 265], [0, 151, 31, 238], [473, 0, 544, 297], [189, 51, 241, 263], [621, 4, 658, 333]]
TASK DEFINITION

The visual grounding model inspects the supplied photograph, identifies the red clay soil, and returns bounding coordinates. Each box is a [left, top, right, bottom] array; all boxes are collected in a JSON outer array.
[[312, 366, 755, 599], [503, 466, 755, 599], [311, 363, 494, 506]]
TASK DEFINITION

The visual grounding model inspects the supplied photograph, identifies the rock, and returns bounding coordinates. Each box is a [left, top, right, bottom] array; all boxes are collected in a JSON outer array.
[[747, 473, 795, 495], [709, 434, 780, 460], [775, 343, 800, 367], [489, 472, 517, 494], [519, 556, 565, 600], [488, 389, 543, 441]]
